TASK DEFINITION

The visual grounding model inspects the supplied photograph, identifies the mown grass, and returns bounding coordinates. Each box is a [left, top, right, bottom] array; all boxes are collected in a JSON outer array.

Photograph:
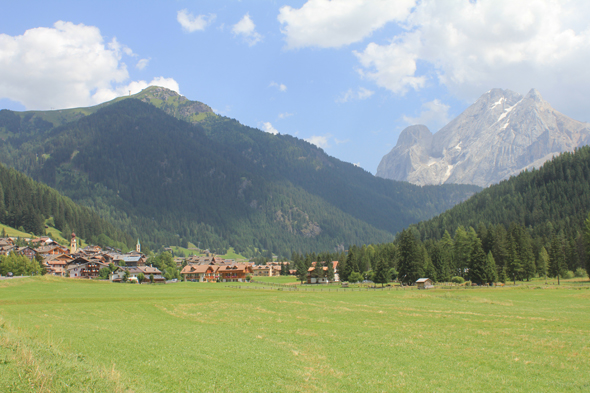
[[0, 223, 31, 238], [253, 276, 299, 284], [0, 277, 589, 392]]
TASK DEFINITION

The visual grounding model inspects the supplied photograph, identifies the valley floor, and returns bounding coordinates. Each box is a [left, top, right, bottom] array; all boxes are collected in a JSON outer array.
[[1, 277, 589, 392]]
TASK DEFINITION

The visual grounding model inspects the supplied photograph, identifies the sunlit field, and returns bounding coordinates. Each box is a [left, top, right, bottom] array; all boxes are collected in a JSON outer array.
[[1, 277, 589, 392]]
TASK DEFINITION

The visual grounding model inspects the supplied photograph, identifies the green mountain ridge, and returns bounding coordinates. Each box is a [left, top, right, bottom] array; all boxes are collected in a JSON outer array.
[[0, 88, 480, 257], [0, 162, 132, 250], [412, 145, 590, 242]]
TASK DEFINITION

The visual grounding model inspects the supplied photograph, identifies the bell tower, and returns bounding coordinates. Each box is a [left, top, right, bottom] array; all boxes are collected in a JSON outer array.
[[136, 239, 141, 253], [70, 232, 77, 254]]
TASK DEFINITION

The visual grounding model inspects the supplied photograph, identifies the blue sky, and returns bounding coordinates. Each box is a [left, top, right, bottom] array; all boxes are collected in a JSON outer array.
[[2, 1, 590, 173]]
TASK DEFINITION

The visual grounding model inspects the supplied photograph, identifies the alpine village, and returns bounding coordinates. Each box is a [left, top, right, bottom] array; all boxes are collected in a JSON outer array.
[[2, 3, 590, 390]]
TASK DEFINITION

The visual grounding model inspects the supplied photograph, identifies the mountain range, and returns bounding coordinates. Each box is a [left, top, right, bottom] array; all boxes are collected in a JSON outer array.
[[376, 88, 590, 187], [0, 87, 479, 257]]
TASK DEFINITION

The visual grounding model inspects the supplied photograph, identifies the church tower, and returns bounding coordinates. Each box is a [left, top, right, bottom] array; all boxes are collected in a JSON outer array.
[[70, 232, 77, 254], [136, 239, 141, 253]]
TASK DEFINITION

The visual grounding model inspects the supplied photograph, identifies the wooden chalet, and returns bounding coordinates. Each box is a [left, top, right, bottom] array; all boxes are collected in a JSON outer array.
[[181, 264, 219, 282], [31, 237, 59, 246], [252, 264, 280, 277], [218, 264, 253, 282], [307, 261, 339, 284], [36, 244, 69, 256], [15, 246, 38, 260], [0, 238, 14, 247], [67, 259, 107, 278], [416, 278, 434, 289], [113, 254, 146, 267], [110, 266, 165, 283]]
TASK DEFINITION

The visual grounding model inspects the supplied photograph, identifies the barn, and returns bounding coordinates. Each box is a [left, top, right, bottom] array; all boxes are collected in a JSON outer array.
[[416, 278, 434, 289]]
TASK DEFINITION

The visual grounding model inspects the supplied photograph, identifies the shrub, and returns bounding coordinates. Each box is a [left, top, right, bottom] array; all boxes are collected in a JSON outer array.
[[574, 268, 588, 278], [349, 271, 363, 283], [563, 270, 575, 279], [451, 276, 465, 284]]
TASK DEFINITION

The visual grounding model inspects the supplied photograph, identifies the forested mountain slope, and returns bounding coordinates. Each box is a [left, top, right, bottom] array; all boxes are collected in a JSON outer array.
[[412, 146, 590, 242], [0, 90, 479, 256], [0, 163, 132, 249]]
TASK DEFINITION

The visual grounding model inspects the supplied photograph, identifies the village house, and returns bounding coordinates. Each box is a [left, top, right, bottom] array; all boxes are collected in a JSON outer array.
[[67, 259, 108, 279], [31, 237, 59, 247], [36, 244, 69, 256], [218, 264, 253, 282], [180, 264, 219, 282], [15, 246, 38, 260], [252, 265, 274, 277], [110, 266, 165, 283], [112, 254, 146, 267], [307, 261, 339, 284]]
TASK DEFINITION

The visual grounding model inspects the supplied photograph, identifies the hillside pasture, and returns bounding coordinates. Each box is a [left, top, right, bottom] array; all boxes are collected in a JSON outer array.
[[0, 277, 589, 392]]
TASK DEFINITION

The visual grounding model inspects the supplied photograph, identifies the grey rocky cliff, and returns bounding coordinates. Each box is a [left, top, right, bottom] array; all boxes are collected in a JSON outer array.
[[377, 88, 590, 187]]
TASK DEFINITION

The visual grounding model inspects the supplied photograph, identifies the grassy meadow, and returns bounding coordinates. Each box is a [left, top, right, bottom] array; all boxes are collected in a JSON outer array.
[[1, 277, 589, 392]]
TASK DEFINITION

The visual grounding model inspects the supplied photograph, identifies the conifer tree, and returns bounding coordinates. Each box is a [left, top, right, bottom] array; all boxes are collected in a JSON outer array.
[[453, 226, 472, 277], [486, 251, 498, 284], [397, 229, 423, 284], [422, 245, 437, 282], [548, 235, 567, 283], [506, 234, 522, 283], [373, 256, 388, 287], [538, 246, 549, 280], [295, 259, 307, 284], [468, 237, 489, 284], [326, 261, 335, 282]]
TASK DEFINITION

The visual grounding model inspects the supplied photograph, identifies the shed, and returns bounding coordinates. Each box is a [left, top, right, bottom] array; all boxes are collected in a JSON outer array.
[[416, 278, 434, 289]]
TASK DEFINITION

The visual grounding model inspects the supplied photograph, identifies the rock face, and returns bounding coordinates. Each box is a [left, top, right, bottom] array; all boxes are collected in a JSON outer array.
[[377, 88, 590, 187]]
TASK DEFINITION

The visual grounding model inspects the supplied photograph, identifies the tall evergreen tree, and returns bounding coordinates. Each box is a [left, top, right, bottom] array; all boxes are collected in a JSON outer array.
[[397, 229, 423, 284], [453, 226, 472, 277], [506, 234, 522, 283], [468, 237, 489, 284], [548, 235, 567, 282], [538, 246, 549, 280], [373, 256, 388, 287]]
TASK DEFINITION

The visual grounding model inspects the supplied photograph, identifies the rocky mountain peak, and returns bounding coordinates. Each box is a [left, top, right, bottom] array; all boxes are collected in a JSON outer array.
[[133, 86, 215, 123], [396, 124, 432, 147], [377, 88, 590, 187]]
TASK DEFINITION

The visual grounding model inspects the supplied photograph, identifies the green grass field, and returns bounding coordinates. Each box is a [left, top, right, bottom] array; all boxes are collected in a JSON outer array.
[[1, 277, 589, 392], [0, 223, 31, 238]]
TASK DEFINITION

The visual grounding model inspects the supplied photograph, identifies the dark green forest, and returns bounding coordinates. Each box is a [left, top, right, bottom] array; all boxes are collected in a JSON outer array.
[[295, 147, 590, 284], [0, 163, 133, 249], [0, 93, 478, 257]]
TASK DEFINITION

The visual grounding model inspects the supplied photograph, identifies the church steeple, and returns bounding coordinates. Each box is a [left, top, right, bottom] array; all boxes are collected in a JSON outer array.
[[136, 239, 141, 253], [70, 232, 77, 254]]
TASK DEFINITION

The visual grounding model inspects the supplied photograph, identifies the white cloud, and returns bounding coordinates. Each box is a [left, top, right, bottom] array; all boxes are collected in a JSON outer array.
[[136, 58, 149, 70], [334, 138, 350, 144], [232, 13, 262, 46], [0, 21, 179, 110], [336, 87, 374, 103], [262, 122, 279, 135], [278, 0, 415, 49], [354, 0, 590, 118], [402, 99, 451, 132], [278, 112, 294, 119], [268, 82, 287, 92], [177, 9, 215, 32], [305, 135, 330, 149], [270, 81, 287, 92]]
